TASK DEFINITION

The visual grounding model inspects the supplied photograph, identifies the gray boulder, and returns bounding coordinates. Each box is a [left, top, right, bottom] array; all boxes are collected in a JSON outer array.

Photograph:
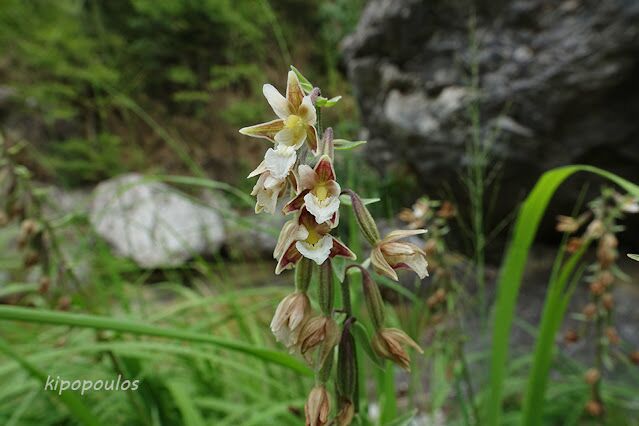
[[90, 173, 225, 268], [343, 0, 639, 240]]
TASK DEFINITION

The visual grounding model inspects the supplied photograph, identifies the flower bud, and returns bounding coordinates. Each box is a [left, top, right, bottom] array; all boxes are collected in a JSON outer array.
[[20, 219, 38, 240], [630, 351, 639, 365], [270, 292, 311, 348], [585, 219, 604, 239], [335, 399, 355, 426], [371, 328, 423, 371], [305, 385, 330, 426], [564, 329, 579, 344], [320, 127, 334, 159], [582, 303, 597, 320], [602, 293, 614, 311], [356, 267, 385, 330], [566, 237, 583, 254], [585, 400, 603, 417], [342, 189, 380, 245], [299, 315, 339, 366], [599, 270, 614, 287], [318, 260, 334, 315], [337, 324, 357, 401], [589, 281, 604, 296], [555, 215, 579, 233], [296, 257, 313, 292], [584, 368, 600, 385], [597, 233, 618, 267], [38, 276, 51, 294], [606, 327, 620, 345]]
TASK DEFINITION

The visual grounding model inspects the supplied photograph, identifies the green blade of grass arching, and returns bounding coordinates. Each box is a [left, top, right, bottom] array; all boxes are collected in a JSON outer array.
[[0, 337, 102, 426], [0, 306, 312, 376], [487, 165, 639, 426], [521, 243, 589, 426]]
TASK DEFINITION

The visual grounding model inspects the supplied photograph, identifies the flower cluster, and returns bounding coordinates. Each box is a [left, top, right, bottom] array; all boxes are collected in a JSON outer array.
[[239, 68, 429, 426], [555, 187, 639, 418]]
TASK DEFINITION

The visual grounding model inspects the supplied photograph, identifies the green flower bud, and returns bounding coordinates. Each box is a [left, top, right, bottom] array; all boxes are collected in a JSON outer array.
[[295, 257, 313, 292], [337, 321, 357, 400], [318, 260, 334, 315], [342, 189, 380, 245]]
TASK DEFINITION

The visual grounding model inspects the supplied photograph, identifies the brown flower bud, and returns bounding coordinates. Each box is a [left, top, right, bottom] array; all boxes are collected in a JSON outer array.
[[23, 250, 39, 268], [305, 385, 330, 426], [606, 327, 620, 345], [582, 303, 597, 319], [371, 230, 429, 281], [584, 368, 600, 385], [299, 316, 339, 366], [270, 292, 311, 349], [371, 328, 423, 371], [564, 329, 579, 344], [566, 237, 583, 254], [335, 399, 354, 426], [599, 270, 614, 287], [590, 281, 604, 296], [629, 351, 639, 365], [56, 295, 71, 311], [556, 215, 580, 233], [38, 276, 51, 294], [585, 400, 603, 417], [20, 219, 38, 239], [597, 233, 618, 267], [437, 201, 456, 219], [585, 219, 604, 239], [602, 293, 614, 311]]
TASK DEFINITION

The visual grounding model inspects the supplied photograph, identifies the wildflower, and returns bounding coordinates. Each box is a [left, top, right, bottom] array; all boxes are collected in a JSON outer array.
[[371, 328, 423, 371], [399, 199, 430, 229], [597, 233, 618, 267], [602, 293, 614, 310], [298, 315, 339, 365], [305, 385, 330, 426], [564, 329, 579, 344], [605, 327, 620, 345], [437, 201, 456, 219], [555, 215, 580, 233], [614, 193, 639, 213], [584, 368, 600, 385], [239, 71, 318, 154], [585, 219, 605, 239], [275, 209, 355, 274], [284, 155, 340, 226], [247, 161, 288, 214], [585, 400, 603, 417], [371, 229, 429, 281], [270, 292, 311, 348]]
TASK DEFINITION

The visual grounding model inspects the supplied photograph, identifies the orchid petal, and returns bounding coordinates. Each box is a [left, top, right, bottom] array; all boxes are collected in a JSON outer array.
[[306, 125, 319, 154], [329, 237, 357, 260], [276, 242, 303, 274], [304, 193, 340, 224], [264, 146, 296, 179], [239, 118, 285, 141], [286, 70, 304, 109], [263, 84, 292, 119], [298, 164, 318, 190], [298, 95, 316, 125], [296, 235, 333, 265], [275, 127, 306, 150], [383, 229, 427, 243], [371, 247, 399, 281], [314, 155, 336, 182]]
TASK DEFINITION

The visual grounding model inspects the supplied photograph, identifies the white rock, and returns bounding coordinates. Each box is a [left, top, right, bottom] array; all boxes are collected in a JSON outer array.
[[90, 173, 225, 268]]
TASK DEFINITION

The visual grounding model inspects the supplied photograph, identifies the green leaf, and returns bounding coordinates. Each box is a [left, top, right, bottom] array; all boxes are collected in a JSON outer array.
[[166, 381, 207, 426], [289, 65, 313, 93], [351, 322, 384, 369], [628, 254, 639, 261], [333, 139, 367, 151], [487, 165, 639, 426], [315, 95, 342, 108], [0, 306, 312, 376], [340, 195, 380, 206]]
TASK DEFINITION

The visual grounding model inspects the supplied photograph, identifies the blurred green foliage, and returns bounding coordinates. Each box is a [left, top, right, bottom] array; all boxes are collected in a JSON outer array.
[[0, 0, 365, 185]]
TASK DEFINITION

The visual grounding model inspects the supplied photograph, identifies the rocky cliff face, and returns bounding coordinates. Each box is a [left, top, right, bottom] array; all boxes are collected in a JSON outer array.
[[342, 0, 639, 241]]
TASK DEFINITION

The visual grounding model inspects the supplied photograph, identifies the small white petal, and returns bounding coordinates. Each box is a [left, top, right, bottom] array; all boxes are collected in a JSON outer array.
[[298, 95, 317, 125], [263, 84, 291, 119], [297, 164, 317, 190], [304, 193, 340, 224], [296, 236, 332, 265], [274, 127, 306, 150], [264, 146, 296, 179]]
